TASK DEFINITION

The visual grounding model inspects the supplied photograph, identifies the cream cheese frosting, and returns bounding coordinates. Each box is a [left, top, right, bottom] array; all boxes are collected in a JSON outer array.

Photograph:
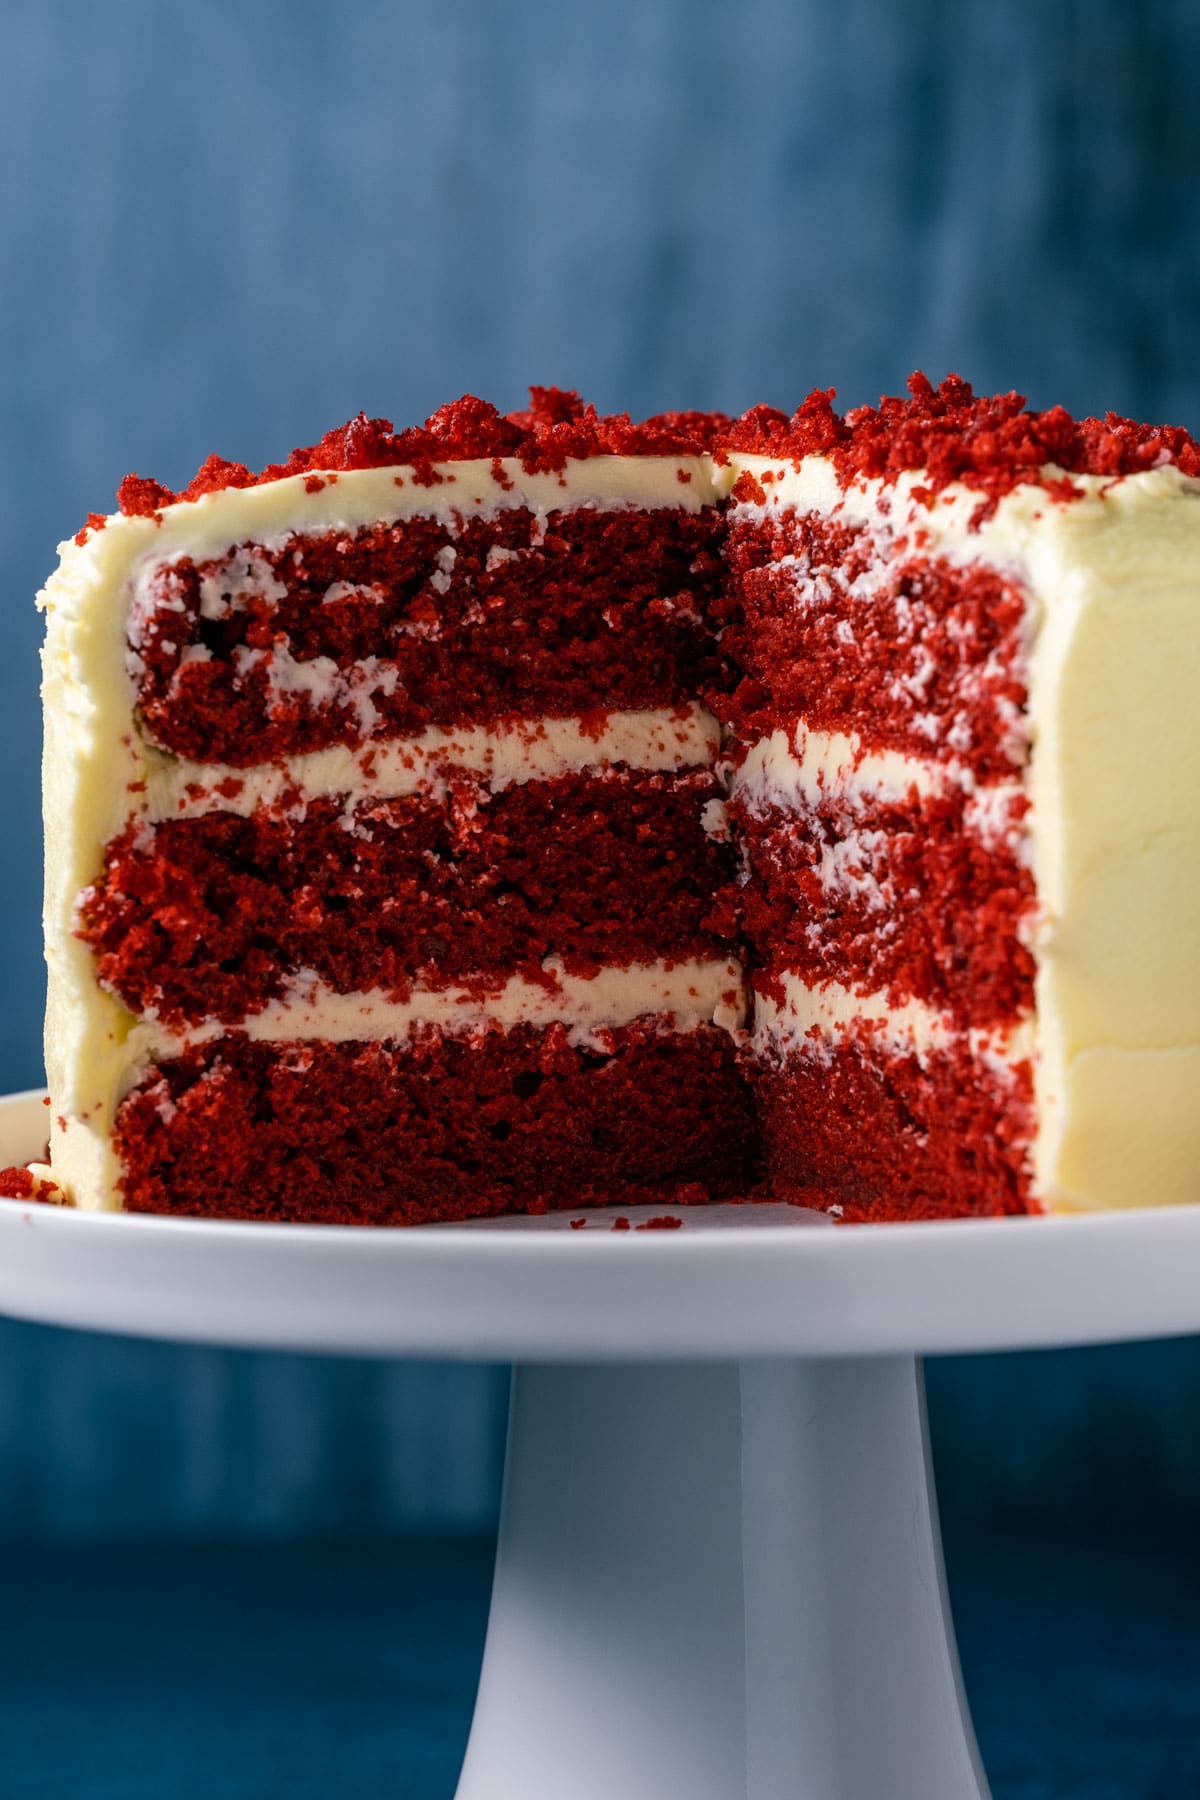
[[752, 971, 1034, 1074], [145, 705, 721, 821]]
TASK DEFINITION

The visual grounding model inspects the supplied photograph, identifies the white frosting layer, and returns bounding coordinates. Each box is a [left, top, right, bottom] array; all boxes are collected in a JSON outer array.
[[147, 705, 720, 820], [734, 722, 941, 811], [752, 971, 1033, 1074], [135, 957, 746, 1062], [729, 454, 1200, 1210]]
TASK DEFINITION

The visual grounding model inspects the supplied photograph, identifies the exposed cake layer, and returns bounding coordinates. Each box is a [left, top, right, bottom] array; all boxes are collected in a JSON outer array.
[[114, 1021, 756, 1223], [80, 769, 735, 1029], [750, 974, 1034, 1219], [752, 1035, 1034, 1220], [719, 469, 1029, 780], [730, 725, 1034, 1029], [130, 503, 727, 765]]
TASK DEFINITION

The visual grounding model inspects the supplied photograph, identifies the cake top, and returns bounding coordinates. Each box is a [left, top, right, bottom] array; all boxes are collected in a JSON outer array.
[[114, 389, 734, 519], [724, 372, 1200, 509], [109, 374, 1200, 525]]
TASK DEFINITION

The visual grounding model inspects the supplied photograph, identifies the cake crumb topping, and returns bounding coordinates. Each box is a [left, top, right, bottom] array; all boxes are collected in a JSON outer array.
[[116, 390, 735, 514], [724, 373, 1200, 511], [111, 376, 1200, 521]]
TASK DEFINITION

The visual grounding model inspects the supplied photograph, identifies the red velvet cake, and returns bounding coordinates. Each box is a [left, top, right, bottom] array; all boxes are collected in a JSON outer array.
[[37, 379, 1200, 1221]]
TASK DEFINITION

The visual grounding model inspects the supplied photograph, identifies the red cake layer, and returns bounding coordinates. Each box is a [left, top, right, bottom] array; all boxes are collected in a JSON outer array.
[[730, 788, 1035, 1029], [79, 770, 733, 1029], [719, 510, 1027, 780], [132, 508, 727, 765], [722, 373, 1200, 515], [114, 1023, 756, 1223], [751, 1028, 1034, 1220]]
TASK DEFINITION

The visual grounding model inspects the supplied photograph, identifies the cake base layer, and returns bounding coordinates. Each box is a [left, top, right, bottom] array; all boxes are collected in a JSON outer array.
[[114, 1023, 755, 1224], [752, 1032, 1034, 1221]]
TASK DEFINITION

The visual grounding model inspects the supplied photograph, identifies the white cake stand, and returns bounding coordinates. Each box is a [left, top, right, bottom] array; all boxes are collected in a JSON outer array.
[[3, 1085, 1198, 1800]]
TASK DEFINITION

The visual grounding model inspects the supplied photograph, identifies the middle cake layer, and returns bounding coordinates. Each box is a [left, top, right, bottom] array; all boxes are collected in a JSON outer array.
[[80, 765, 734, 1029]]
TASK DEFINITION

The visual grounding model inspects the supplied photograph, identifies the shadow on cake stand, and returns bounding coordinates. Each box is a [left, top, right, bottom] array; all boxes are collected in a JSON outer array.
[[4, 1086, 1199, 1800]]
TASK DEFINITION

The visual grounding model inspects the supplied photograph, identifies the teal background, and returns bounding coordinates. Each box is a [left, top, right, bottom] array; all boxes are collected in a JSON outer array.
[[1, 0, 1199, 1559]]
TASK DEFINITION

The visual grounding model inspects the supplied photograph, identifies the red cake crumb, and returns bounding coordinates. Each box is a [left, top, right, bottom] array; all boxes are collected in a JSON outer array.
[[636, 1214, 683, 1230], [114, 1023, 756, 1224], [0, 1165, 61, 1204], [610, 1216, 631, 1231], [116, 390, 734, 513], [73, 511, 108, 547], [110, 378, 1200, 523], [723, 373, 1200, 515]]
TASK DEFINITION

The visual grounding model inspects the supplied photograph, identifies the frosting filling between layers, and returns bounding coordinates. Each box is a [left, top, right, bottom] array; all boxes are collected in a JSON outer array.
[[751, 971, 1032, 1073], [128, 956, 747, 1062], [144, 704, 721, 819], [731, 721, 1023, 823]]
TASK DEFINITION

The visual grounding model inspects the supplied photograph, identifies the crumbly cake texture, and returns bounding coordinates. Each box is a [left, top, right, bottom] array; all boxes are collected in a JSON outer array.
[[38, 376, 1200, 1222]]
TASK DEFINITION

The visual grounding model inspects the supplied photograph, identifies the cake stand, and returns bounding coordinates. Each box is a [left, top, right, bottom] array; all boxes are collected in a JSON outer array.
[[3, 1087, 1198, 1799]]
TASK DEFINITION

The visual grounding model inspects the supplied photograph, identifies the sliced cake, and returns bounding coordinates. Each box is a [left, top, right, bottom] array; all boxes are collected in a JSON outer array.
[[33, 378, 1200, 1221]]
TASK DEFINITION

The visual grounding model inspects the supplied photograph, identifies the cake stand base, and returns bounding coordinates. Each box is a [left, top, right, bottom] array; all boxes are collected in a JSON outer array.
[[458, 1357, 987, 1800]]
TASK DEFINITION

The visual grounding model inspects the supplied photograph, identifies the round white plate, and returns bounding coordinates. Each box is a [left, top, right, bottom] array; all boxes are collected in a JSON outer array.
[[3, 1086, 1197, 1359]]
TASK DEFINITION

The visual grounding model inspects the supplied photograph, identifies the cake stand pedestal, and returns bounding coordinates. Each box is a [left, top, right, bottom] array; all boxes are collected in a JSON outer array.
[[4, 1088, 1199, 1799], [458, 1357, 981, 1800]]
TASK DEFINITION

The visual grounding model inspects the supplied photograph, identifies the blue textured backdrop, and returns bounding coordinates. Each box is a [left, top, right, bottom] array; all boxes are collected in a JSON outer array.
[[2, 0, 1200, 1537]]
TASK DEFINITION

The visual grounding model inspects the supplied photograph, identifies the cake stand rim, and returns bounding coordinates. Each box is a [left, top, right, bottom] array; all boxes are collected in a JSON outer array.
[[3, 1085, 1197, 1359]]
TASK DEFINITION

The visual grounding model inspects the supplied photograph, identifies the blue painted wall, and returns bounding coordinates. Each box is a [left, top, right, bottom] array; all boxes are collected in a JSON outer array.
[[1, 0, 1198, 1534]]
